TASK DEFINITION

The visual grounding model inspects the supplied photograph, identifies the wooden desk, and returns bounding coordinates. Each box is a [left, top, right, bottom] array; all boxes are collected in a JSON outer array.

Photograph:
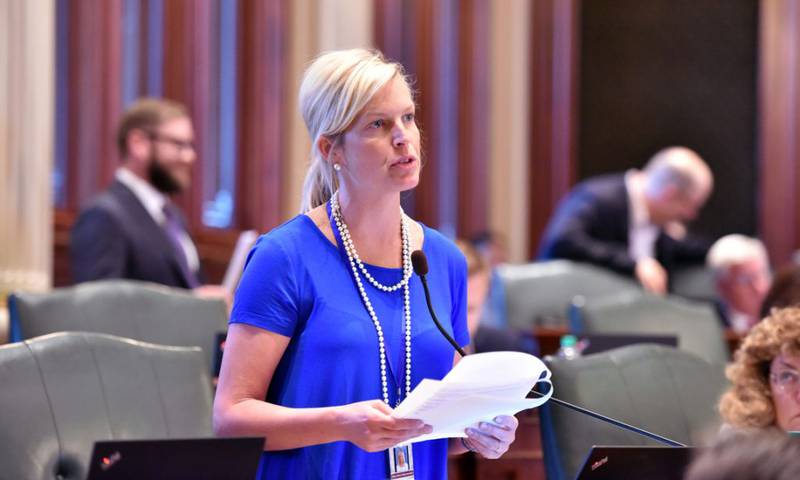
[[535, 326, 744, 358]]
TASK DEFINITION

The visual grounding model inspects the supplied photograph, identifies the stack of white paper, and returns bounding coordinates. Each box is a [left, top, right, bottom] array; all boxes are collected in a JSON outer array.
[[392, 351, 553, 442]]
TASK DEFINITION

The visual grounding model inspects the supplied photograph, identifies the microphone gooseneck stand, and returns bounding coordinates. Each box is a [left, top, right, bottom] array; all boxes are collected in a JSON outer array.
[[410, 250, 686, 448]]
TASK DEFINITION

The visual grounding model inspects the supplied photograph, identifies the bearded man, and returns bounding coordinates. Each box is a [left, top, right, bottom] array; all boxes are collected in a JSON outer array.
[[71, 98, 207, 290]]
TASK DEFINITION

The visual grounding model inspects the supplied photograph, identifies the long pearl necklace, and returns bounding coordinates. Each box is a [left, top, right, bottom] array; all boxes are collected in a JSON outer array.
[[330, 191, 412, 406]]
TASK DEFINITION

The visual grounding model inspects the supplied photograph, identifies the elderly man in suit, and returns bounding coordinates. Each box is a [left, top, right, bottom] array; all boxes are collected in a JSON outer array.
[[71, 98, 225, 299], [537, 146, 713, 294], [706, 234, 771, 333]]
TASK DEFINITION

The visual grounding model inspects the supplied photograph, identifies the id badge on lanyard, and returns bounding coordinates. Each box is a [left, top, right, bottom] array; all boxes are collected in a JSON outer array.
[[388, 443, 415, 479]]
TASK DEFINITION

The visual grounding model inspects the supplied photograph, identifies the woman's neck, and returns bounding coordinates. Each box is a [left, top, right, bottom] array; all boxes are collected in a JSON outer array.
[[336, 187, 404, 267]]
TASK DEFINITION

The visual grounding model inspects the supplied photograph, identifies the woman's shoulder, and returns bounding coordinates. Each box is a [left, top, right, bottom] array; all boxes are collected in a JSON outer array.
[[239, 214, 332, 287], [421, 224, 461, 253], [252, 214, 325, 257], [420, 224, 467, 268]]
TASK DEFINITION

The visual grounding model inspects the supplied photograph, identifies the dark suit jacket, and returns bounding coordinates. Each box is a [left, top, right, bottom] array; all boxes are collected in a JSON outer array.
[[70, 180, 200, 288], [714, 300, 732, 328], [536, 174, 709, 280]]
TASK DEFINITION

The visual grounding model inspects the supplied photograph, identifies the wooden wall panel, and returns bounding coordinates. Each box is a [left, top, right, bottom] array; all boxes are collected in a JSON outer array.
[[759, 0, 800, 266], [66, 0, 123, 211], [376, 0, 446, 230], [375, 0, 491, 237], [456, 0, 490, 238], [162, 0, 215, 227], [374, 0, 404, 60], [55, 0, 124, 286], [237, 0, 289, 233], [528, 0, 579, 258], [137, 0, 152, 96], [551, 0, 579, 200]]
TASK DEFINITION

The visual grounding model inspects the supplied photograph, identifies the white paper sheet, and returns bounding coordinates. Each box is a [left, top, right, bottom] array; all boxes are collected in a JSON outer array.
[[222, 230, 259, 292], [392, 351, 553, 442]]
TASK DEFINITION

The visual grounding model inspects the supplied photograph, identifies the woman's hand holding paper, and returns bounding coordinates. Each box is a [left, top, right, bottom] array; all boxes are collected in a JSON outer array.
[[462, 414, 519, 459]]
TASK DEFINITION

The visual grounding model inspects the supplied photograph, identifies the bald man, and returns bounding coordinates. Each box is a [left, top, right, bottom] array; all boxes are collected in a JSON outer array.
[[537, 147, 714, 294]]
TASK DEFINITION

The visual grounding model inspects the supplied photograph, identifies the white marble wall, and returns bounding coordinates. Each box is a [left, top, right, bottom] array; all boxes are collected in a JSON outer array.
[[490, 0, 532, 262], [0, 0, 55, 342]]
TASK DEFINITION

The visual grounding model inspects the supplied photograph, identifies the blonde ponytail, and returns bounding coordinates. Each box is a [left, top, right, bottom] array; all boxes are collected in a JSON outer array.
[[299, 153, 339, 212]]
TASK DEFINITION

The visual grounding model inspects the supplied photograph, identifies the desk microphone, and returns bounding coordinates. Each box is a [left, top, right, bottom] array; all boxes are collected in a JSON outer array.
[[411, 250, 467, 357], [410, 249, 685, 448]]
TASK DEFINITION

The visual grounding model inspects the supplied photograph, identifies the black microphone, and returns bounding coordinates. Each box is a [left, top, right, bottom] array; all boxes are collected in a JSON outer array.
[[410, 249, 685, 448], [411, 250, 467, 357]]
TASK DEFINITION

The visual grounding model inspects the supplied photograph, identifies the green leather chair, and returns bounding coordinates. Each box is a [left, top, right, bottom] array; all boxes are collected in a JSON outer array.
[[569, 290, 729, 365], [498, 260, 641, 329], [8, 280, 228, 374], [539, 344, 727, 480], [0, 332, 213, 480]]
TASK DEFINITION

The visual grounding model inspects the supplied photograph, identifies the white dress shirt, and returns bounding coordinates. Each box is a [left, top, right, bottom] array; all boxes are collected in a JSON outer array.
[[726, 307, 757, 334], [625, 170, 659, 262]]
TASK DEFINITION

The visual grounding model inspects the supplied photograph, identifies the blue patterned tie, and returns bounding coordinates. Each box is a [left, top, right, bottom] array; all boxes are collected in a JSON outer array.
[[162, 204, 200, 288]]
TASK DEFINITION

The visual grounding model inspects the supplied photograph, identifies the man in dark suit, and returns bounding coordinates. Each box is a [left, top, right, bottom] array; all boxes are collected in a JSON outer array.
[[71, 98, 224, 298], [537, 146, 713, 294]]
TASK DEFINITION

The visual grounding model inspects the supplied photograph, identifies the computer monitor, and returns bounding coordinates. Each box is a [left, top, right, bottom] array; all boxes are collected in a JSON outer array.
[[87, 437, 264, 480], [579, 333, 678, 356], [575, 445, 694, 480]]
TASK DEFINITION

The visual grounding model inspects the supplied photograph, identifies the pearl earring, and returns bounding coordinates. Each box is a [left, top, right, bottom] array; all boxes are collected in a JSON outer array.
[[333, 163, 341, 172]]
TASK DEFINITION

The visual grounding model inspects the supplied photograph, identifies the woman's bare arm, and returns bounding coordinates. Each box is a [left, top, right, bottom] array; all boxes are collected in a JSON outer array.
[[213, 323, 430, 451]]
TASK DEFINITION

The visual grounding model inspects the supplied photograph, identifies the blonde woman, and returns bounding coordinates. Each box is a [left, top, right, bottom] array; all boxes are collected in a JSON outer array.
[[213, 49, 518, 478]]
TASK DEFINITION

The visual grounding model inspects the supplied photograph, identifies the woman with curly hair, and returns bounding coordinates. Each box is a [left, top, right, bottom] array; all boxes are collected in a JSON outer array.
[[719, 306, 800, 431]]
